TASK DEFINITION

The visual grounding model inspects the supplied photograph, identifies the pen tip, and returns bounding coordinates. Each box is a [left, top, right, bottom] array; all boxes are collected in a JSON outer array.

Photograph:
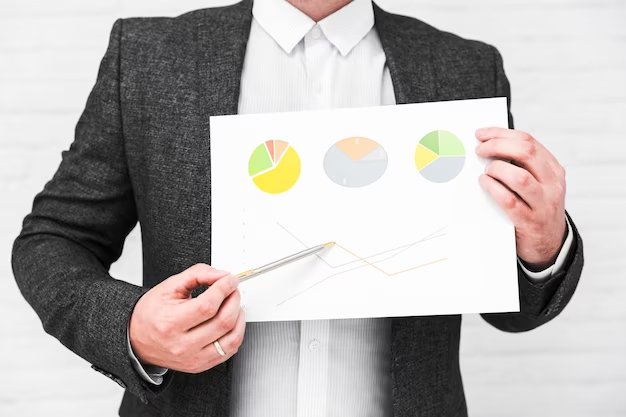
[[323, 241, 335, 248]]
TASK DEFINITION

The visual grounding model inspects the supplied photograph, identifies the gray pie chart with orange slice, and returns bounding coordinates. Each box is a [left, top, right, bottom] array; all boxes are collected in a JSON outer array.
[[323, 137, 389, 187]]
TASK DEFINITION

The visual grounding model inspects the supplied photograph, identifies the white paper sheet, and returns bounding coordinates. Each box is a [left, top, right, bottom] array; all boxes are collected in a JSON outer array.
[[210, 97, 519, 322]]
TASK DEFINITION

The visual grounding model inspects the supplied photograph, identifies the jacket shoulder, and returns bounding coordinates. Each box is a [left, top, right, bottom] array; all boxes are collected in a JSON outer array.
[[376, 7, 499, 59], [117, 2, 248, 51]]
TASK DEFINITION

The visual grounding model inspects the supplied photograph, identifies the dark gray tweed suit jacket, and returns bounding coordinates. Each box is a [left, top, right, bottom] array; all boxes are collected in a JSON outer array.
[[11, 1, 584, 416]]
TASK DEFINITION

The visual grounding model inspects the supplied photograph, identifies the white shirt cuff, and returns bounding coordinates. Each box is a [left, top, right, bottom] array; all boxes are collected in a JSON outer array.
[[127, 325, 168, 385], [518, 215, 574, 283]]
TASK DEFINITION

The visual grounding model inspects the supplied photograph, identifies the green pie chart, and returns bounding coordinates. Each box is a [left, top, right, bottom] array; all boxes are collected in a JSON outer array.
[[414, 130, 466, 183]]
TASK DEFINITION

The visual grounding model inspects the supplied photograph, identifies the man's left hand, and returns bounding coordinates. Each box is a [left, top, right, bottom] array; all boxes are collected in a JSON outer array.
[[475, 127, 567, 271]]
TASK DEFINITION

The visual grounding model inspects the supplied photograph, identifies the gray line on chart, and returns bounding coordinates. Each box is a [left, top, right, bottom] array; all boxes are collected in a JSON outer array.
[[276, 261, 372, 306], [276, 223, 447, 269], [275, 225, 449, 306]]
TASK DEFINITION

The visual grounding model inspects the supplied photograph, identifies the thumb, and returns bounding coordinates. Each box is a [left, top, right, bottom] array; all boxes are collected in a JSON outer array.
[[166, 263, 231, 298]]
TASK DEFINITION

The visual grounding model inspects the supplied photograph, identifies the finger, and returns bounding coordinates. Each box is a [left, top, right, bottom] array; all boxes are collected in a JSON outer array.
[[478, 174, 532, 226], [182, 308, 246, 374], [178, 274, 239, 330], [484, 160, 544, 209], [179, 342, 238, 374], [203, 349, 237, 372], [167, 263, 231, 298], [202, 307, 246, 356], [186, 289, 242, 345], [476, 127, 563, 171], [475, 135, 553, 183], [475, 127, 514, 142]]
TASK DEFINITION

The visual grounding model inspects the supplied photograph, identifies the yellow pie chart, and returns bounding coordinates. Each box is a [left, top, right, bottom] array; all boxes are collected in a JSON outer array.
[[248, 140, 301, 194]]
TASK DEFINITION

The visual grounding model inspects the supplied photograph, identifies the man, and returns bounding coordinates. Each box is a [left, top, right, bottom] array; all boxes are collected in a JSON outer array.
[[12, 0, 584, 416]]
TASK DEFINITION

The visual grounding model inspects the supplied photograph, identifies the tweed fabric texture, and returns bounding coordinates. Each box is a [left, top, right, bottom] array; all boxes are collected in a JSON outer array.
[[12, 1, 584, 416]]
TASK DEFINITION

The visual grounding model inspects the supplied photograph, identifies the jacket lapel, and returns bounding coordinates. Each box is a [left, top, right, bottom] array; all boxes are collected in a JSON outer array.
[[192, 2, 253, 416], [374, 2, 438, 105], [192, 0, 252, 252], [374, 4, 449, 417], [196, 0, 253, 121]]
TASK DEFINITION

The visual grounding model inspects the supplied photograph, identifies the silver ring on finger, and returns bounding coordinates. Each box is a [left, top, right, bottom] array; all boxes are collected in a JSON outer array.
[[214, 340, 226, 356]]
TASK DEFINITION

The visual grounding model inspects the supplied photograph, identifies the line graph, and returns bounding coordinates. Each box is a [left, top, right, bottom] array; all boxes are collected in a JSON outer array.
[[275, 224, 449, 306], [277, 223, 447, 269], [334, 243, 447, 276]]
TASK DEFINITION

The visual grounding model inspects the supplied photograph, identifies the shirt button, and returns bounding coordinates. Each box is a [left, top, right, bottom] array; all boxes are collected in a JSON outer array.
[[309, 339, 320, 351], [310, 27, 322, 40]]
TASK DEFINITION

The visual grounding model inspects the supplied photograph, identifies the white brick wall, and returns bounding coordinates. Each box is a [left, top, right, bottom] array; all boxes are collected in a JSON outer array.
[[1, 0, 624, 415]]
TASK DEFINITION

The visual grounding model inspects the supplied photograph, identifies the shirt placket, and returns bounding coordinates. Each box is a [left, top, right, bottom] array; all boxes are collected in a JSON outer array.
[[303, 24, 330, 110], [294, 25, 334, 417], [296, 319, 331, 417]]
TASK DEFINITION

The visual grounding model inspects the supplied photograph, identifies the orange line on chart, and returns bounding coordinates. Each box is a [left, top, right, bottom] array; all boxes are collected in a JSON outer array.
[[274, 223, 451, 306], [333, 242, 448, 276], [276, 243, 448, 307]]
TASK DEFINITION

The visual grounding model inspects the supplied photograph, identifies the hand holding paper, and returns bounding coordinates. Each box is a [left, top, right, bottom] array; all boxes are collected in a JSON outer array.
[[475, 127, 568, 270]]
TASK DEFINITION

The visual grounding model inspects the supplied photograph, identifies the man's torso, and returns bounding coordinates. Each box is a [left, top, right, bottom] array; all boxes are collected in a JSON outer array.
[[116, 1, 500, 415]]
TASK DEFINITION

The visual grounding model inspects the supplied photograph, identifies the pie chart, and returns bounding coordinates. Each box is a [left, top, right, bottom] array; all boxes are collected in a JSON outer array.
[[323, 137, 388, 187], [414, 130, 465, 183], [248, 140, 301, 194]]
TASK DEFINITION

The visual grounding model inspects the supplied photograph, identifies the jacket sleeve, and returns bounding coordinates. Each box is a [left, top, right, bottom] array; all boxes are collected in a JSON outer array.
[[11, 19, 171, 403], [479, 46, 585, 332]]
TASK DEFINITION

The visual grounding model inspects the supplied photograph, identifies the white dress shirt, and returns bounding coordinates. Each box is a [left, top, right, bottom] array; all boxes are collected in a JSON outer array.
[[128, 1, 574, 416], [234, 2, 394, 415]]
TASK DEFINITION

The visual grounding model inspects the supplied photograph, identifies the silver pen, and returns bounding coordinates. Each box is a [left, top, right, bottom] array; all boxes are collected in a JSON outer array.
[[237, 241, 335, 283]]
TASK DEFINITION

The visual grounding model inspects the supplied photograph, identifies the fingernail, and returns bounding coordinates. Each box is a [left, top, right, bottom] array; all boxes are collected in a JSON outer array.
[[475, 144, 481, 154], [478, 174, 487, 187], [230, 274, 239, 286]]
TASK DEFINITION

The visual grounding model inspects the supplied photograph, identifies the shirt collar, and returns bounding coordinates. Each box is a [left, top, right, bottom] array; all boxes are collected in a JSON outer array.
[[252, 0, 375, 57]]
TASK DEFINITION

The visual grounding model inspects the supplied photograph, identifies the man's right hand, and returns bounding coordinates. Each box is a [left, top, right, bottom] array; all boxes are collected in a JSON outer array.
[[128, 263, 245, 373]]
